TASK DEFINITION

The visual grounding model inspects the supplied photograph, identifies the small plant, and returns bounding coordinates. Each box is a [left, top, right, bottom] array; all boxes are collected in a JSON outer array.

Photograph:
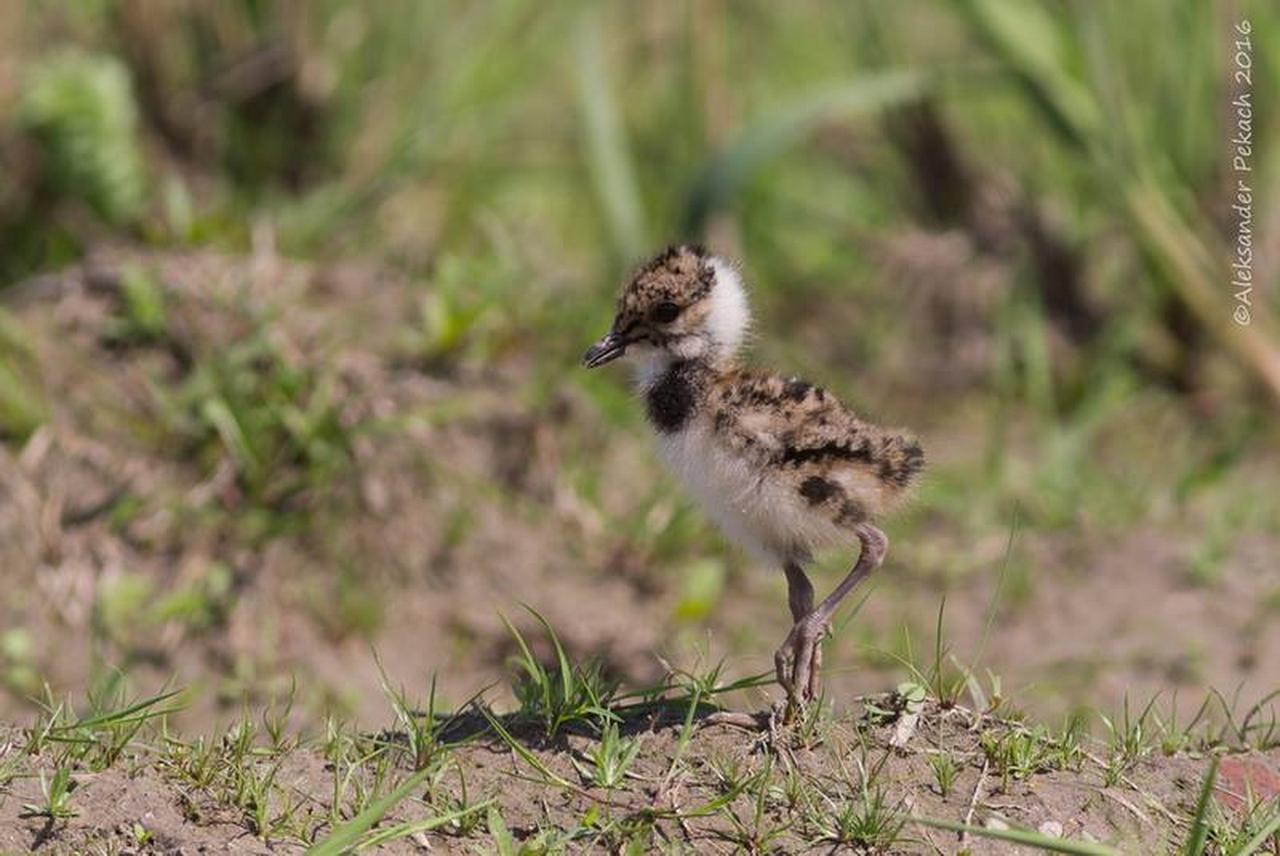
[[131, 822, 154, 845], [28, 678, 183, 771], [17, 51, 148, 225], [614, 820, 657, 856], [353, 799, 493, 852], [927, 750, 959, 799], [715, 758, 789, 853], [863, 681, 927, 726], [771, 765, 809, 812], [375, 661, 447, 770], [105, 265, 168, 345], [487, 807, 585, 856], [981, 728, 1041, 785], [236, 756, 282, 839], [308, 763, 484, 856], [706, 749, 752, 796], [0, 309, 48, 442], [1204, 794, 1280, 855], [0, 741, 21, 789], [810, 782, 906, 851], [1183, 756, 1219, 856], [1099, 696, 1157, 785], [154, 330, 353, 512], [404, 253, 522, 365], [929, 597, 967, 707], [1232, 688, 1280, 752], [21, 767, 78, 820], [431, 764, 487, 837], [572, 720, 643, 789], [504, 607, 619, 739], [943, 654, 1010, 716], [260, 685, 298, 754], [980, 722, 1080, 790]]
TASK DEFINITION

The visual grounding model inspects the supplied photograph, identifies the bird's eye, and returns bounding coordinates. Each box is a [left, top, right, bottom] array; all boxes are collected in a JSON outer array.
[[651, 302, 681, 324]]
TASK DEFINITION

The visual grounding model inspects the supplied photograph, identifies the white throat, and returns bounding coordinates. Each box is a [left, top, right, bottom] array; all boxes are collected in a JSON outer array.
[[705, 258, 751, 358], [632, 348, 672, 389]]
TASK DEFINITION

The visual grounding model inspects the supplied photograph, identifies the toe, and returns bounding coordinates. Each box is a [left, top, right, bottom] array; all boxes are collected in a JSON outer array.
[[774, 645, 794, 692], [792, 636, 816, 703], [794, 616, 828, 703], [806, 643, 823, 701]]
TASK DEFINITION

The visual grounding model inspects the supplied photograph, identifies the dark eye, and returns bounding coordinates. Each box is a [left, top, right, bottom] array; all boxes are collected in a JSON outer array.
[[651, 301, 681, 324]]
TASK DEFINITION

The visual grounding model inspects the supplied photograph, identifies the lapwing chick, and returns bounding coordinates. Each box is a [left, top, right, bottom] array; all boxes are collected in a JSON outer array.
[[583, 245, 924, 710]]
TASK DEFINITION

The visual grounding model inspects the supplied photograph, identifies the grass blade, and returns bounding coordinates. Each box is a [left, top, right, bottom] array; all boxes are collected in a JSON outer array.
[[951, 0, 1098, 147], [912, 816, 1122, 855], [477, 706, 573, 789], [1182, 756, 1219, 856], [56, 689, 186, 731], [306, 766, 435, 856], [355, 799, 493, 851], [682, 68, 927, 234], [574, 10, 646, 259], [1234, 809, 1280, 856]]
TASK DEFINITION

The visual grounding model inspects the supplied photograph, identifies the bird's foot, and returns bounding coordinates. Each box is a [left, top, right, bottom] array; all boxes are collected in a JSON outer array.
[[773, 614, 829, 715]]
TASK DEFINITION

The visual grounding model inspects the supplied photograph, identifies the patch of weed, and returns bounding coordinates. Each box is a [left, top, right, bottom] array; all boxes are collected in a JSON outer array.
[[504, 607, 619, 740]]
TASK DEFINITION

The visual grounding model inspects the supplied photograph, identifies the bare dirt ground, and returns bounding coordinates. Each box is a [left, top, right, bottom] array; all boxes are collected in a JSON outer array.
[[1, 250, 1278, 851], [2, 702, 1277, 854]]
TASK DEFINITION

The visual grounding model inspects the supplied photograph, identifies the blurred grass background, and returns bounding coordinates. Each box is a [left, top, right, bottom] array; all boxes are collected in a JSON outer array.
[[1, 1, 1275, 398], [0, 0, 1278, 725]]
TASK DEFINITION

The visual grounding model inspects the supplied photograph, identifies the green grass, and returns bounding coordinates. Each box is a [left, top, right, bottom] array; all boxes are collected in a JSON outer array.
[[0, 309, 47, 442], [809, 780, 907, 850], [571, 719, 644, 790], [151, 321, 354, 514], [307, 764, 491, 856], [19, 766, 77, 821], [105, 264, 168, 345], [503, 606, 621, 740]]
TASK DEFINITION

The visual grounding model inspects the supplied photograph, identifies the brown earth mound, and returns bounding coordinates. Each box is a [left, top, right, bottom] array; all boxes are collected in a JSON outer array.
[[1, 696, 1276, 854]]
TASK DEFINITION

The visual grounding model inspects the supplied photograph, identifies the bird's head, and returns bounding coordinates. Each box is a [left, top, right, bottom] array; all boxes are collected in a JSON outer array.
[[582, 244, 751, 372]]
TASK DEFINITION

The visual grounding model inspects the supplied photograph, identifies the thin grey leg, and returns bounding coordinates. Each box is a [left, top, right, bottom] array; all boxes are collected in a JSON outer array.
[[786, 524, 888, 705], [784, 561, 814, 622], [775, 561, 816, 695]]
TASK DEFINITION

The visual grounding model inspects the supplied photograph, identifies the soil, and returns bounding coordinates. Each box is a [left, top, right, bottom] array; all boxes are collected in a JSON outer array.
[[1, 705, 1276, 854]]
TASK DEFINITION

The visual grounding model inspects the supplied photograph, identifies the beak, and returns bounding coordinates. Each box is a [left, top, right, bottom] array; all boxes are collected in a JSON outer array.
[[582, 330, 627, 368]]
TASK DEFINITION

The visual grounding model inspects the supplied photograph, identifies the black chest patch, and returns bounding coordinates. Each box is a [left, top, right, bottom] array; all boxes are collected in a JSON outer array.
[[646, 363, 701, 433], [798, 476, 837, 505]]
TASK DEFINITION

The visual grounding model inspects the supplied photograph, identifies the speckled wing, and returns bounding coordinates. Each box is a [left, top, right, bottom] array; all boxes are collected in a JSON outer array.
[[705, 369, 924, 528]]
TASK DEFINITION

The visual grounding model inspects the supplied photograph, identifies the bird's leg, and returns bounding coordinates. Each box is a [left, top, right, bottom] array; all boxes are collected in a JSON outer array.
[[787, 524, 888, 706], [784, 561, 815, 622], [774, 561, 815, 696]]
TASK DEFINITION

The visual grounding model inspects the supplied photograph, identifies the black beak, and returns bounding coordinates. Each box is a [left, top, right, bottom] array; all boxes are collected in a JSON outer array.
[[582, 331, 626, 368]]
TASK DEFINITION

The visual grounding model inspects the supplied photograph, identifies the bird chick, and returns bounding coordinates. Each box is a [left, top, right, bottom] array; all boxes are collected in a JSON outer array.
[[583, 245, 924, 709]]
